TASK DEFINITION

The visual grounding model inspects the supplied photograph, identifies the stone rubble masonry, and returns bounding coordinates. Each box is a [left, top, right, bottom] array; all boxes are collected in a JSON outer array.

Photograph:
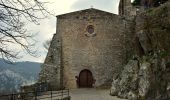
[[39, 8, 132, 90], [119, 0, 137, 16], [39, 32, 62, 90]]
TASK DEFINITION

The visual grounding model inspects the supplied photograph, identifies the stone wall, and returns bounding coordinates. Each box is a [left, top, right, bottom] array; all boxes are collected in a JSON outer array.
[[39, 33, 63, 90], [57, 9, 125, 88], [119, 0, 137, 16]]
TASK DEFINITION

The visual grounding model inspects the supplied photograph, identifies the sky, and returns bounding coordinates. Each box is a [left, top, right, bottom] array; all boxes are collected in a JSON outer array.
[[20, 0, 122, 63]]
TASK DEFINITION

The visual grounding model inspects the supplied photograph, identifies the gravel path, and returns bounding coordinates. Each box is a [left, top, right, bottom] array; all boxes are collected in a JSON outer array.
[[37, 88, 127, 100], [70, 88, 127, 100]]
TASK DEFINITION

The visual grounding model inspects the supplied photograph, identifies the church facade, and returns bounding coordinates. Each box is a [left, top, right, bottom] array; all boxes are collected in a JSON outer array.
[[39, 0, 135, 90]]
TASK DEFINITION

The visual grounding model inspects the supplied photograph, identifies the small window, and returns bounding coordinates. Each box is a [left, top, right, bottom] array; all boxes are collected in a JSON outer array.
[[87, 25, 94, 34], [76, 16, 79, 19]]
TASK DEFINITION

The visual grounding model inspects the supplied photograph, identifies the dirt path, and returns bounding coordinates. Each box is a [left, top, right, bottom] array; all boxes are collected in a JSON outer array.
[[70, 88, 127, 100]]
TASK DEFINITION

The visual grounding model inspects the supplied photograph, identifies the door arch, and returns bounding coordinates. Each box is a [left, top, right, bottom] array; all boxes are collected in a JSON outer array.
[[79, 69, 93, 88]]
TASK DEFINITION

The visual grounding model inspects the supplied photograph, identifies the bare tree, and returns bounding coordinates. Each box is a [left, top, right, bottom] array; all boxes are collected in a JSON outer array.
[[0, 0, 50, 62]]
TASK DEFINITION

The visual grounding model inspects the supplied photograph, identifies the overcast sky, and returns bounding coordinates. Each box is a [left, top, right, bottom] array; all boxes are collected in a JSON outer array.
[[21, 0, 122, 63]]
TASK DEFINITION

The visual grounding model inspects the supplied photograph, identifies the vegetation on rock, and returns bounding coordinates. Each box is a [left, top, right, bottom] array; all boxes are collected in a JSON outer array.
[[132, 0, 168, 7], [145, 1, 170, 55], [111, 1, 170, 99]]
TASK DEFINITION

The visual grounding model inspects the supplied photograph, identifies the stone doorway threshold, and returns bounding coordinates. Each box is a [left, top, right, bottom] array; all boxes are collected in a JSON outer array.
[[70, 88, 127, 100]]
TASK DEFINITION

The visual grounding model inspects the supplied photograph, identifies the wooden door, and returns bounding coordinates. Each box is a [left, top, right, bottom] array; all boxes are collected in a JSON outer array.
[[79, 69, 93, 88]]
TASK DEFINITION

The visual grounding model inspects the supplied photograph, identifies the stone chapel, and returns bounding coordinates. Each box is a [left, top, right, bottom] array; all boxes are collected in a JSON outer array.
[[39, 0, 136, 90]]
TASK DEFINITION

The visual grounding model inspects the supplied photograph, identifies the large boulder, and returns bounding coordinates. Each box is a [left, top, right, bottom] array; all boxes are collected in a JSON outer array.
[[138, 61, 151, 99], [111, 56, 169, 100], [110, 60, 139, 99], [137, 30, 152, 54]]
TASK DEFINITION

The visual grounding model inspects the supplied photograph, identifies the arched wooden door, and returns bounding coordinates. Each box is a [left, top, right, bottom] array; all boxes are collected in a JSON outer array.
[[79, 69, 93, 88]]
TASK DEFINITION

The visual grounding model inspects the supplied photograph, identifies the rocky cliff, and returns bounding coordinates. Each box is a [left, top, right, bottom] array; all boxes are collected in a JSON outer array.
[[111, 1, 170, 100]]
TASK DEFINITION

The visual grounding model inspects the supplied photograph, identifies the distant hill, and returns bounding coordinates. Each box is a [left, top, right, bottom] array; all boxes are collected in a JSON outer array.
[[0, 58, 42, 93]]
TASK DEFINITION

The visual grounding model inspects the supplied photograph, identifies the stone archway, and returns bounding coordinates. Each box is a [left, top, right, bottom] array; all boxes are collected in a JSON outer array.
[[79, 69, 93, 88]]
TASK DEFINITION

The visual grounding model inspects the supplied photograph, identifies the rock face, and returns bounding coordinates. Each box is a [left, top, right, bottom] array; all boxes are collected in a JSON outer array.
[[111, 1, 170, 100], [138, 58, 168, 100], [137, 30, 152, 54], [111, 57, 169, 100], [111, 60, 139, 99]]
